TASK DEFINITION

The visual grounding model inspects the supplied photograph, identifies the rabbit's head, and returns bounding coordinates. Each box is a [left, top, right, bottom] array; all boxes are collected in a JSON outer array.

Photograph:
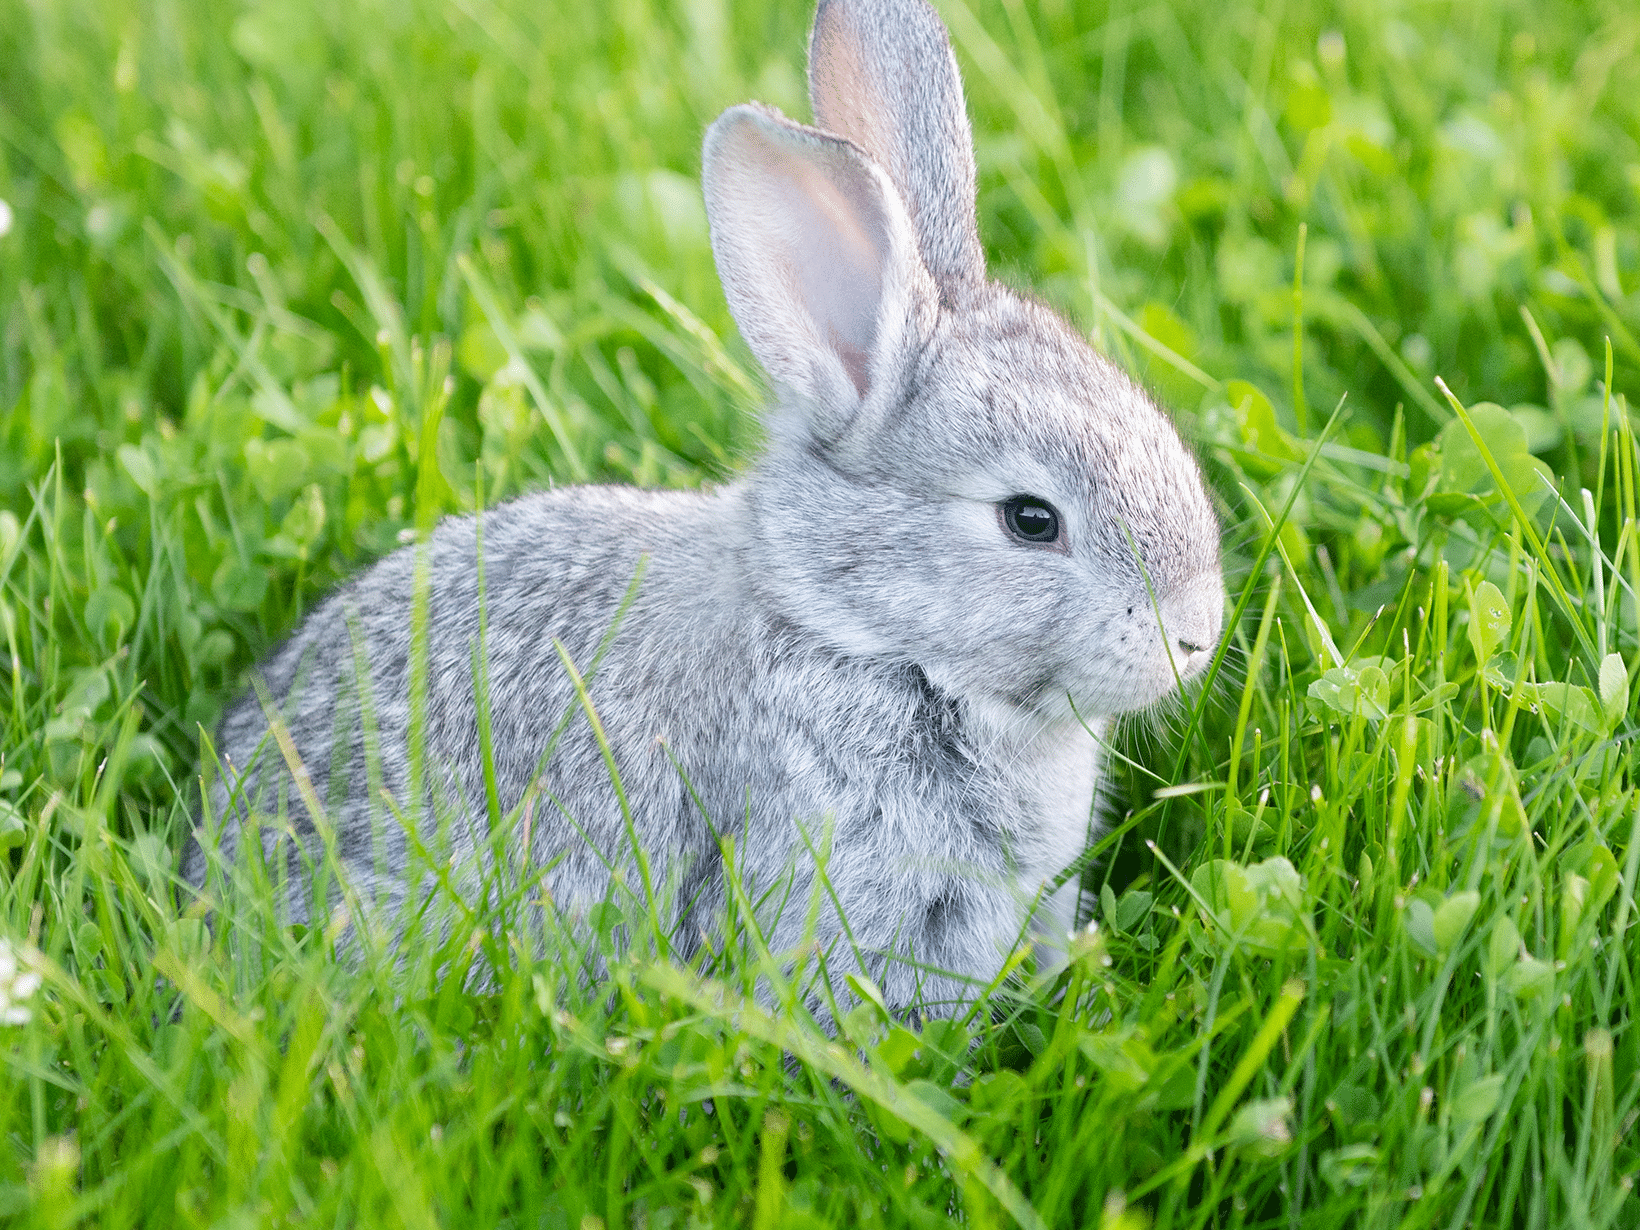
[[705, 0, 1223, 726]]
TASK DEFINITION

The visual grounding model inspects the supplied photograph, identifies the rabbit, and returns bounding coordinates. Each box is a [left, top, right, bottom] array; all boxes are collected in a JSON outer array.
[[185, 0, 1224, 1018]]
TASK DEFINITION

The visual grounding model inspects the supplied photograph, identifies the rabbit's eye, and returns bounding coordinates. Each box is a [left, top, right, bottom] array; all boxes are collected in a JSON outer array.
[[1000, 496, 1062, 546]]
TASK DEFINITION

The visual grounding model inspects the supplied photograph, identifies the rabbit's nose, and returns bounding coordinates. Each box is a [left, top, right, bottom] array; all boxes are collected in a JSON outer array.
[[1159, 572, 1225, 673]]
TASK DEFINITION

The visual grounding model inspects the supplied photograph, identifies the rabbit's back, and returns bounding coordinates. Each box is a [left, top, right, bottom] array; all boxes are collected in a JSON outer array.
[[193, 485, 745, 918]]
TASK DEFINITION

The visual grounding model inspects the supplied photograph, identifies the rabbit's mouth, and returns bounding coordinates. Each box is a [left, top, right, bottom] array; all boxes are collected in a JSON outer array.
[[975, 594, 1224, 723], [1035, 573, 1226, 718]]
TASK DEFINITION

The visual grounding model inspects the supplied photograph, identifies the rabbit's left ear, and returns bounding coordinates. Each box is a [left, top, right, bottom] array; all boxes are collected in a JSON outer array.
[[702, 104, 937, 444], [809, 0, 985, 294]]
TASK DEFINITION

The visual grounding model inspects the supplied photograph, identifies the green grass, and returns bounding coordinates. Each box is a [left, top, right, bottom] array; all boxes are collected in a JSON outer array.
[[3, 0, 1640, 1224]]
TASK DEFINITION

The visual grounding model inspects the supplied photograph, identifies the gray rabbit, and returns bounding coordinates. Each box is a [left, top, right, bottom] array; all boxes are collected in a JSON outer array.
[[187, 0, 1224, 1015]]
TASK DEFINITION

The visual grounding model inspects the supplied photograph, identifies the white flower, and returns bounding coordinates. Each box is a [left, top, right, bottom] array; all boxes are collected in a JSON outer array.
[[0, 199, 12, 239], [0, 938, 42, 1025]]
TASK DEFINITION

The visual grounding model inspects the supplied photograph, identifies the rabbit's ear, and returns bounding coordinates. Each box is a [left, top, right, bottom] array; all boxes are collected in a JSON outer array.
[[809, 0, 985, 293], [703, 104, 936, 441]]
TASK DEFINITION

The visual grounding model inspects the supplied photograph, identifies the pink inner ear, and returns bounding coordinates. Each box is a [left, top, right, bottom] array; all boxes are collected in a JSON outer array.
[[751, 131, 887, 395], [811, 6, 897, 189], [826, 327, 871, 396]]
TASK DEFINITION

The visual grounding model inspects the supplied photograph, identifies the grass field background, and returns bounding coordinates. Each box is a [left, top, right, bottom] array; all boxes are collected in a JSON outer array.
[[2, 0, 1640, 1225]]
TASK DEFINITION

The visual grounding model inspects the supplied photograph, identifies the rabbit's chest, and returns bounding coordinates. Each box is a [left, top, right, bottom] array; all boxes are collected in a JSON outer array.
[[996, 717, 1107, 887]]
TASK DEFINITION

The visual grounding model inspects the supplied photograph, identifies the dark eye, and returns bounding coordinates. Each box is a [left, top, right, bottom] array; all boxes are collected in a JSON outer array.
[[1000, 495, 1062, 546]]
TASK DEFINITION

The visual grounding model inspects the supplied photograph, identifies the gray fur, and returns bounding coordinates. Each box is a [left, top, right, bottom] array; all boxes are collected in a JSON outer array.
[[187, 0, 1223, 1016]]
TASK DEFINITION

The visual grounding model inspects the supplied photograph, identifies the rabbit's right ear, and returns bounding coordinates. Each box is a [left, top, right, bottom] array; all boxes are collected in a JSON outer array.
[[702, 104, 937, 445], [809, 0, 985, 293]]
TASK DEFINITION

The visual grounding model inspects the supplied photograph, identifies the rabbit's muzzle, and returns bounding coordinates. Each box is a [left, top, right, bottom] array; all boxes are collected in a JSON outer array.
[[1156, 570, 1225, 682], [1070, 569, 1225, 716]]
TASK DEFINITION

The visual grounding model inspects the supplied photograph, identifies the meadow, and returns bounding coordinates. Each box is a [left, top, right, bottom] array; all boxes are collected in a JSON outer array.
[[2, 0, 1639, 1225]]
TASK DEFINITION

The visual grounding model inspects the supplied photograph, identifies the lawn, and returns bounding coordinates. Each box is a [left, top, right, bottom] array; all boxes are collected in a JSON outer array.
[[2, 0, 1639, 1225]]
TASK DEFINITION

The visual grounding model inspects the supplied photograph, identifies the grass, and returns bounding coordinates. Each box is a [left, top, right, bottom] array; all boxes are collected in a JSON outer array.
[[2, 0, 1639, 1224]]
